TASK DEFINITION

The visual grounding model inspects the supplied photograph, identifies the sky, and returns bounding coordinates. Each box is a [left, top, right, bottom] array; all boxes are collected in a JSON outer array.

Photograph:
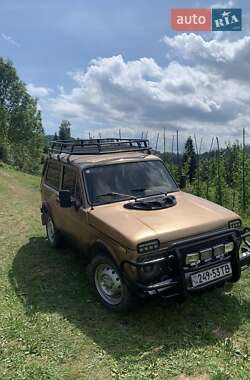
[[1, 0, 250, 150]]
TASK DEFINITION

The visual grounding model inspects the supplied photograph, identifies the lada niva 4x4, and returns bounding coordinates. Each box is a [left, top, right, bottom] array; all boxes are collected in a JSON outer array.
[[41, 138, 250, 311]]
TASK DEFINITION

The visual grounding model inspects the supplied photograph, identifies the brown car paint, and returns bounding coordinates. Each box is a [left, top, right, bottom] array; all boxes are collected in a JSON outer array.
[[41, 151, 241, 284]]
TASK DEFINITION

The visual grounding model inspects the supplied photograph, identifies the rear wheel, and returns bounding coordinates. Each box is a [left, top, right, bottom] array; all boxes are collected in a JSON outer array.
[[46, 216, 61, 248], [87, 254, 134, 312]]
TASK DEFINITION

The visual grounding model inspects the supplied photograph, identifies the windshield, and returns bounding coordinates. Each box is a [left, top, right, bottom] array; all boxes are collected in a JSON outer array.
[[84, 160, 179, 205]]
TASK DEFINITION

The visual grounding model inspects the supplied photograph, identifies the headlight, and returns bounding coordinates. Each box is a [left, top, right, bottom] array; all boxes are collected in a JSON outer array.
[[225, 242, 234, 254], [186, 252, 200, 266], [137, 239, 160, 254], [229, 219, 241, 229], [213, 244, 225, 258], [200, 248, 212, 262]]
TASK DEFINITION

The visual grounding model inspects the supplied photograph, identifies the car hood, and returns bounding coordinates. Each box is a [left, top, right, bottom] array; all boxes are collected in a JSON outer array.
[[88, 191, 240, 250]]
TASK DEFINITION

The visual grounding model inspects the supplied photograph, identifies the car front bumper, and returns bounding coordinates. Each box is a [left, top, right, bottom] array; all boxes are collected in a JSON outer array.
[[120, 228, 250, 299]]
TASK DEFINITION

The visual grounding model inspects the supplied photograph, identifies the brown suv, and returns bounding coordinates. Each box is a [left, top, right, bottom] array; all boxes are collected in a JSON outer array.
[[41, 138, 250, 311]]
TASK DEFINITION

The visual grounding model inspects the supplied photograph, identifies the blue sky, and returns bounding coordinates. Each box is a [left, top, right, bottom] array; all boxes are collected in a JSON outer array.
[[1, 0, 250, 149]]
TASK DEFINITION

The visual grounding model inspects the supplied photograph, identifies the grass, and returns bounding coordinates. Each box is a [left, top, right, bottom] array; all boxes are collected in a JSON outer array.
[[0, 163, 250, 380]]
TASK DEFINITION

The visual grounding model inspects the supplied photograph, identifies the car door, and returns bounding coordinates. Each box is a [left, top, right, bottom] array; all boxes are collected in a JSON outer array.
[[42, 159, 62, 228], [58, 164, 90, 250]]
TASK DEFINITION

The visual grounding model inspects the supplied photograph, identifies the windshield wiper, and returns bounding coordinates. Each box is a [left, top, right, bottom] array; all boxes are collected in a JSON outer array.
[[131, 189, 168, 198], [96, 192, 136, 199], [131, 188, 146, 193]]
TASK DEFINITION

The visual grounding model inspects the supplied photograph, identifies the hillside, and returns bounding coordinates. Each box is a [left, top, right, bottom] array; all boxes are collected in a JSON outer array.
[[0, 164, 250, 380]]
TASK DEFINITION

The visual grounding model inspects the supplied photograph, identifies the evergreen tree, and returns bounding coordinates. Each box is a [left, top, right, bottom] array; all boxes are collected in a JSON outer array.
[[182, 137, 197, 183], [58, 120, 71, 140]]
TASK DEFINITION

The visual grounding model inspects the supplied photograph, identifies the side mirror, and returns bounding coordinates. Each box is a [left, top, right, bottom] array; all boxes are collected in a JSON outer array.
[[179, 174, 187, 189], [59, 190, 72, 208]]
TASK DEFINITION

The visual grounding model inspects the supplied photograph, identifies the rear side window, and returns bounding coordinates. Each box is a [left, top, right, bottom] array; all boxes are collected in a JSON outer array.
[[62, 166, 76, 195], [45, 160, 61, 190]]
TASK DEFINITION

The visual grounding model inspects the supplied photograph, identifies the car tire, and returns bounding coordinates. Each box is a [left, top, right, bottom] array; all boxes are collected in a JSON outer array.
[[87, 254, 134, 312], [46, 216, 61, 248]]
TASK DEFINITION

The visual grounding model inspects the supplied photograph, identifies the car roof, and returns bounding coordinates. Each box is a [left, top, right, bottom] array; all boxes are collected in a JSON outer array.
[[49, 151, 161, 169]]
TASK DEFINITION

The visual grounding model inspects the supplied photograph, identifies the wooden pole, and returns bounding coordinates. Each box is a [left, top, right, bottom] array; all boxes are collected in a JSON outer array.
[[206, 137, 214, 199], [163, 128, 166, 161], [176, 130, 180, 179], [242, 128, 246, 212], [194, 134, 200, 195], [119, 129, 121, 139], [216, 136, 222, 205], [171, 135, 175, 172], [155, 132, 159, 151]]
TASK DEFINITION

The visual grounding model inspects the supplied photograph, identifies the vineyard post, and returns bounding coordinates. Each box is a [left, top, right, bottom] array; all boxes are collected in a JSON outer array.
[[163, 128, 166, 161], [242, 128, 246, 212], [155, 132, 159, 151], [194, 134, 200, 195], [176, 129, 181, 180], [216, 136, 223, 205], [171, 135, 175, 172], [206, 137, 214, 199]]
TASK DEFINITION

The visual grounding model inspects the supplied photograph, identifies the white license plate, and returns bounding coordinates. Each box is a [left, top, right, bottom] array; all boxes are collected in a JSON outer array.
[[191, 263, 232, 288]]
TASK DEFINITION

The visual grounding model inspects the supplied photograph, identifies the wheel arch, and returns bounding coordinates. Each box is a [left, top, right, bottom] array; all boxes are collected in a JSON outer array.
[[41, 201, 53, 225], [89, 239, 119, 266]]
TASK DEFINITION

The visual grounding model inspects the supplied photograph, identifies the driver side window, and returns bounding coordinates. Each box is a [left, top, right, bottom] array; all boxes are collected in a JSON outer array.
[[62, 165, 85, 207], [62, 166, 76, 195]]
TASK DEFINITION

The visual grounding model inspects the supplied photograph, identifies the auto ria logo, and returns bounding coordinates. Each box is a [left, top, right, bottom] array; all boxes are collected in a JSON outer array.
[[171, 8, 242, 32]]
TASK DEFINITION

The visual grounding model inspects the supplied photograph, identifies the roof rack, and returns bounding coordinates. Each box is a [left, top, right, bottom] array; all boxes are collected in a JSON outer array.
[[49, 138, 151, 155]]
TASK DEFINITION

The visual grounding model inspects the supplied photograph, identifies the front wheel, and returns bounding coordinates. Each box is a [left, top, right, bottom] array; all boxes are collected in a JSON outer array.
[[87, 254, 134, 312], [46, 216, 61, 248]]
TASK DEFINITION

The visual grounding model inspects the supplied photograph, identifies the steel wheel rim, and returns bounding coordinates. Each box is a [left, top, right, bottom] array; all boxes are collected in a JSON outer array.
[[94, 263, 123, 305], [47, 219, 55, 243]]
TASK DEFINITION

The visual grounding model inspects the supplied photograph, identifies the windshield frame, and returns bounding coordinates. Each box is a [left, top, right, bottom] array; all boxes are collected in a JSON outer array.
[[82, 159, 180, 207]]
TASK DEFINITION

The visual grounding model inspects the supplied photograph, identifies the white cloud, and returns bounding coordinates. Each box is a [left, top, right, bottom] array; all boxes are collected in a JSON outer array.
[[1, 33, 20, 48], [211, 0, 234, 8], [27, 83, 51, 98], [163, 33, 250, 81], [44, 34, 250, 143]]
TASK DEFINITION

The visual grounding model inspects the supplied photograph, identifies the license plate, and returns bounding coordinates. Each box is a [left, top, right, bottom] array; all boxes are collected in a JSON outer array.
[[191, 263, 232, 288]]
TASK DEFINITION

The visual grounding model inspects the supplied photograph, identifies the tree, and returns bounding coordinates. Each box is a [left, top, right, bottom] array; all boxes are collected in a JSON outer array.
[[0, 58, 45, 173], [182, 137, 197, 183], [58, 120, 71, 140], [53, 132, 58, 140]]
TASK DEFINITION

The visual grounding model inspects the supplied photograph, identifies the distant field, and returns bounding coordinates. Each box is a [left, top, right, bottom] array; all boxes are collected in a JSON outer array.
[[0, 163, 249, 380]]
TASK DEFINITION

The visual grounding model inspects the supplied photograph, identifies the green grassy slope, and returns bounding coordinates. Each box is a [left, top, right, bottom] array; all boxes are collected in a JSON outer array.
[[0, 164, 249, 380]]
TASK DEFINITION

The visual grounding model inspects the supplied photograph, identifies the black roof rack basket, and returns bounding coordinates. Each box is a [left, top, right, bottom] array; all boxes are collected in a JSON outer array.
[[49, 138, 151, 155]]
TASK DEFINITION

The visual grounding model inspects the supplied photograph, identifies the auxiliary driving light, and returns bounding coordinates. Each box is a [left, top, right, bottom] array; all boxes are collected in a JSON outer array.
[[213, 244, 225, 258], [225, 242, 234, 254], [186, 252, 200, 266], [200, 248, 212, 262]]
